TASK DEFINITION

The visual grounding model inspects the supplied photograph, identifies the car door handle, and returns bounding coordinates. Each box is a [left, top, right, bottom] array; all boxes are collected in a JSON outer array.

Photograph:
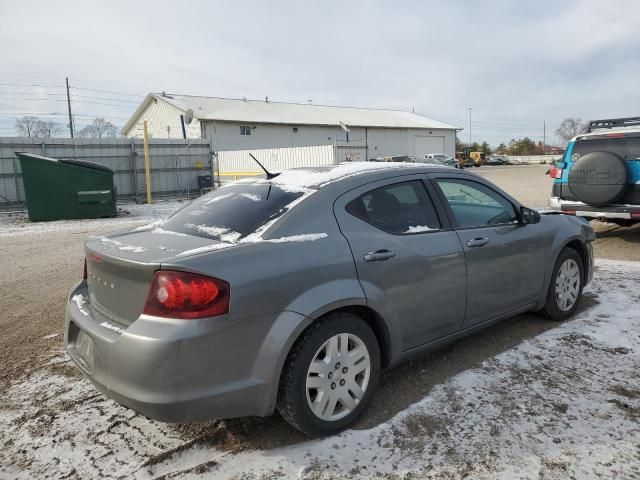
[[364, 249, 396, 261], [466, 237, 489, 247]]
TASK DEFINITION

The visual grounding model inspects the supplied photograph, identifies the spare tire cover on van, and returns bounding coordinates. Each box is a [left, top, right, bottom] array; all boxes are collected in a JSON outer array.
[[567, 151, 628, 207]]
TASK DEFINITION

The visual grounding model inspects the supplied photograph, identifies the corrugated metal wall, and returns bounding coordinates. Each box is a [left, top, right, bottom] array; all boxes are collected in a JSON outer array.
[[0, 137, 213, 206], [125, 97, 202, 139], [217, 144, 336, 178]]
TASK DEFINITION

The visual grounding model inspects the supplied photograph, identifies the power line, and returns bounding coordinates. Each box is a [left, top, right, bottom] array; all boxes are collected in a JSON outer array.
[[0, 98, 138, 109], [70, 94, 139, 104], [0, 82, 65, 89], [0, 93, 140, 104], [421, 110, 544, 129], [0, 98, 68, 102], [0, 112, 130, 119], [65, 76, 156, 93], [68, 100, 137, 108], [70, 86, 145, 97], [0, 91, 68, 96]]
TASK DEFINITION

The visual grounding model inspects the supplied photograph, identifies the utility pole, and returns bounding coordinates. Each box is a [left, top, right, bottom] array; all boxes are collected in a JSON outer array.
[[468, 107, 472, 146], [543, 121, 546, 155], [143, 121, 152, 204], [66, 77, 74, 138]]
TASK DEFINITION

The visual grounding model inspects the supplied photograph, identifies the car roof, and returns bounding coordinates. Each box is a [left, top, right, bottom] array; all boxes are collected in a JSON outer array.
[[574, 126, 640, 141], [273, 162, 452, 189], [227, 162, 453, 191]]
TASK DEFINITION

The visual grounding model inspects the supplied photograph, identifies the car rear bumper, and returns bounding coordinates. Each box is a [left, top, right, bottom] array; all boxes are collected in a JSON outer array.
[[549, 197, 640, 221], [64, 281, 308, 422]]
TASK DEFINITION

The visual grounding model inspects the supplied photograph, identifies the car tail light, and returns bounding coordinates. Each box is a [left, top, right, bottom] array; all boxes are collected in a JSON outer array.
[[143, 270, 230, 319], [83, 258, 88, 280], [563, 210, 576, 215], [549, 166, 563, 179], [631, 212, 640, 219]]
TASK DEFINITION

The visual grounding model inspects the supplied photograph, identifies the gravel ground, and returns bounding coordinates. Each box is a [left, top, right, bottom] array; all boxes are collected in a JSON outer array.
[[0, 168, 639, 479], [1, 261, 639, 479]]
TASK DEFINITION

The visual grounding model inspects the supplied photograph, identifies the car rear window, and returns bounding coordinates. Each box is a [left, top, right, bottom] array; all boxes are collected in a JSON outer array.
[[162, 183, 306, 241], [573, 136, 640, 161]]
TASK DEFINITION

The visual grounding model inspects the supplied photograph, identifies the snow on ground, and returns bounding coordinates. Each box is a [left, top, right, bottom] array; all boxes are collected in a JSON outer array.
[[0, 201, 183, 237], [1, 260, 639, 479]]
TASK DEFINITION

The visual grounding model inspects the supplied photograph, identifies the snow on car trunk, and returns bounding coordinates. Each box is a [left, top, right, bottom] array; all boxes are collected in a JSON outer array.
[[84, 230, 227, 326], [1, 259, 639, 479], [81, 181, 321, 325]]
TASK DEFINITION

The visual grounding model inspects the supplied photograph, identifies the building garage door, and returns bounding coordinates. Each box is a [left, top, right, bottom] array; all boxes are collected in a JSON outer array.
[[414, 136, 445, 157]]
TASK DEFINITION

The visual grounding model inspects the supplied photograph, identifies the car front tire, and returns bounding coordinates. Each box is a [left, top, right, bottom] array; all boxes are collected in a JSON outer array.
[[277, 312, 381, 437], [543, 248, 584, 321]]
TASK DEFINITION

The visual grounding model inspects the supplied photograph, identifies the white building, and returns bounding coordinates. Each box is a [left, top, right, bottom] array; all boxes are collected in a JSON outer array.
[[122, 93, 460, 160]]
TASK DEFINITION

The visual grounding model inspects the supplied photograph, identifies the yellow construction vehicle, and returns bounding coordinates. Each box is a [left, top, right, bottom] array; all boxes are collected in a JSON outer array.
[[457, 148, 484, 167]]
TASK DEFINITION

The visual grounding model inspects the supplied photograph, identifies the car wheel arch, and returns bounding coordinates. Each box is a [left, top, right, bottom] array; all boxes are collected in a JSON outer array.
[[275, 304, 393, 388], [260, 303, 393, 417], [537, 233, 590, 310], [562, 239, 589, 280]]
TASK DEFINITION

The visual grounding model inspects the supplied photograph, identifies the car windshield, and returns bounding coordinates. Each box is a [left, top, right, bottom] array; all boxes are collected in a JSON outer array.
[[162, 182, 307, 241], [419, 158, 444, 165]]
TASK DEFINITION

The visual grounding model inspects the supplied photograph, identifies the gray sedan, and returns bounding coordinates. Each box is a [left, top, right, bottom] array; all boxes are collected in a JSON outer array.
[[65, 162, 594, 436]]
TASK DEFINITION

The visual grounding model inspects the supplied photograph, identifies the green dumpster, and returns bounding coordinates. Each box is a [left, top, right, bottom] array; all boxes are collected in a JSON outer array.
[[16, 152, 117, 221]]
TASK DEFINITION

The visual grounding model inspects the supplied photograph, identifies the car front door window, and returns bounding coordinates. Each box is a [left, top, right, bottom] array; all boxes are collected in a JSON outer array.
[[436, 179, 518, 228]]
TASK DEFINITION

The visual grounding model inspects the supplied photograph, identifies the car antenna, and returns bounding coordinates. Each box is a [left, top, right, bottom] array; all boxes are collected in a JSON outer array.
[[249, 153, 280, 179]]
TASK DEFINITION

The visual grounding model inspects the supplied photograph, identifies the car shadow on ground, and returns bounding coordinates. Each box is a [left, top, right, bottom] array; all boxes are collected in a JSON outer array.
[[167, 294, 599, 455], [593, 222, 640, 241], [591, 222, 640, 262]]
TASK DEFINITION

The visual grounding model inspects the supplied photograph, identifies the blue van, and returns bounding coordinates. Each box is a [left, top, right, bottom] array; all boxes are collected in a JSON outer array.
[[549, 117, 640, 225]]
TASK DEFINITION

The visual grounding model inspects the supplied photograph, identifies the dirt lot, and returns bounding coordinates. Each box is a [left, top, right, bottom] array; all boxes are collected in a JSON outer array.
[[476, 164, 640, 262], [1, 167, 639, 479]]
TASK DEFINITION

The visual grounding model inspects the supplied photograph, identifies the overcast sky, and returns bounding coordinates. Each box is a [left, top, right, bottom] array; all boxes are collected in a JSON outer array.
[[1, 0, 638, 145]]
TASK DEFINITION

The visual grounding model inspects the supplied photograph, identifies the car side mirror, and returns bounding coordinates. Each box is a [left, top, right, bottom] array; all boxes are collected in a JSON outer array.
[[520, 206, 541, 224]]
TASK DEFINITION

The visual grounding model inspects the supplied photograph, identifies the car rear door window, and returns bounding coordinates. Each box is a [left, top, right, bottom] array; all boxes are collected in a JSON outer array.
[[161, 183, 306, 240], [346, 180, 441, 234], [435, 179, 517, 228], [627, 136, 640, 160]]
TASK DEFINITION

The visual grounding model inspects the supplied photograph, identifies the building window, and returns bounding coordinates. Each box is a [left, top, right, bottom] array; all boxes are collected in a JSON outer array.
[[240, 125, 252, 136]]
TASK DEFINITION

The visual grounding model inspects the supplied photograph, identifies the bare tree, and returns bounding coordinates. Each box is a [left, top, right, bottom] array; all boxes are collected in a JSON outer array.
[[35, 120, 63, 138], [15, 116, 40, 137], [78, 118, 119, 138], [555, 118, 588, 145]]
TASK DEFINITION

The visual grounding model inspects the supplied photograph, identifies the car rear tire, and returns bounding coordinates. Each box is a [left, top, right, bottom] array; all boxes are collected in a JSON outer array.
[[277, 312, 381, 436], [542, 248, 584, 321]]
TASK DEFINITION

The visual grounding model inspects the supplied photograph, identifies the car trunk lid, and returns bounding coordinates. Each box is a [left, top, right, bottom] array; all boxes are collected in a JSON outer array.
[[85, 228, 232, 325]]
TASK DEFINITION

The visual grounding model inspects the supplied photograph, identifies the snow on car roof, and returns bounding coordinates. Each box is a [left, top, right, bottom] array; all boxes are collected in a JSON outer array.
[[226, 162, 428, 191], [276, 161, 423, 188]]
